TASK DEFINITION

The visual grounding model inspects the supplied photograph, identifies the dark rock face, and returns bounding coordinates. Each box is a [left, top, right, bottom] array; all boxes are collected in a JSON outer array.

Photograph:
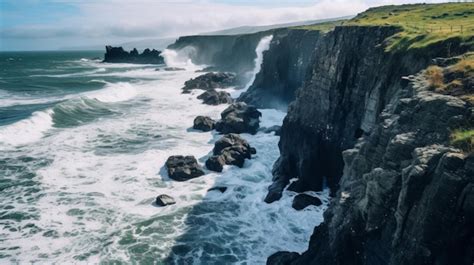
[[205, 134, 256, 172], [155, 194, 176, 206], [292, 194, 322, 210], [103, 46, 165, 64], [267, 251, 300, 265], [215, 102, 262, 134], [197, 90, 233, 105], [182, 72, 238, 93], [193, 116, 215, 132], [239, 29, 322, 110], [165, 155, 205, 181]]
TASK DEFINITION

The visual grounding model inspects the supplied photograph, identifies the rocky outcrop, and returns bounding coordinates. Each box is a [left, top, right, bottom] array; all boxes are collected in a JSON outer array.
[[103, 46, 165, 64], [264, 24, 473, 264], [292, 194, 322, 210], [197, 90, 233, 105], [182, 72, 238, 93], [155, 194, 176, 206], [215, 102, 262, 134], [193, 116, 215, 132], [165, 155, 205, 181], [205, 134, 256, 172], [239, 29, 322, 110]]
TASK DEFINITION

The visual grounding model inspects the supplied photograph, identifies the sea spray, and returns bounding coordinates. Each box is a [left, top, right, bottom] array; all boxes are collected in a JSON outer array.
[[244, 35, 273, 91]]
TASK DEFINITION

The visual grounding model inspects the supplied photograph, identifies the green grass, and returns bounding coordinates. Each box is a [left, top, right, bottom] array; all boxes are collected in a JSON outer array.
[[297, 3, 474, 51], [451, 129, 474, 154]]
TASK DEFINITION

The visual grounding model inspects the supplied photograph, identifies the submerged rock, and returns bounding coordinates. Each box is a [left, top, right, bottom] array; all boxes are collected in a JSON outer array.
[[266, 251, 300, 265], [292, 194, 322, 210], [165, 155, 205, 181], [155, 194, 176, 206], [197, 90, 233, 105], [215, 102, 262, 134], [103, 46, 164, 64], [164, 67, 185, 71], [182, 72, 237, 93], [193, 116, 215, 132], [260, 125, 282, 136], [207, 186, 228, 193], [205, 134, 256, 172]]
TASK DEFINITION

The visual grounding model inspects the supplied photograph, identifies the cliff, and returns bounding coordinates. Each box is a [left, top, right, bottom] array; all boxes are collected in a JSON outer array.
[[103, 46, 165, 64], [238, 29, 322, 110], [262, 7, 474, 265]]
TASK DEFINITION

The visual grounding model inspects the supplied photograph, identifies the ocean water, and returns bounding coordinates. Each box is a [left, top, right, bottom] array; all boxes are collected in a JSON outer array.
[[0, 44, 328, 264]]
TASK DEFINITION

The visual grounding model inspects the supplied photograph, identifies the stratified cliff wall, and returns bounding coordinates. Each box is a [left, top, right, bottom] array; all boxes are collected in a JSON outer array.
[[263, 25, 473, 265], [238, 29, 322, 110]]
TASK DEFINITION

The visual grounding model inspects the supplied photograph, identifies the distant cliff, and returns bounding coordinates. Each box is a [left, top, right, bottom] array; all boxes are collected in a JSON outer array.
[[103, 46, 165, 64]]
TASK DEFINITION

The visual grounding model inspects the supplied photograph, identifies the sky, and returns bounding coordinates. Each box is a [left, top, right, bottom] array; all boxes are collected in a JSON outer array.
[[0, 0, 447, 51]]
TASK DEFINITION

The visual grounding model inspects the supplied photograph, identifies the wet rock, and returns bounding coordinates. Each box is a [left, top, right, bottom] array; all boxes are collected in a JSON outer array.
[[207, 186, 228, 193], [197, 90, 233, 105], [266, 251, 300, 265], [193, 116, 215, 132], [182, 72, 237, 93], [292, 194, 322, 210], [205, 134, 256, 172], [164, 67, 185, 71], [215, 102, 262, 134], [260, 125, 281, 136], [155, 194, 176, 206], [103, 46, 164, 64], [165, 155, 205, 181]]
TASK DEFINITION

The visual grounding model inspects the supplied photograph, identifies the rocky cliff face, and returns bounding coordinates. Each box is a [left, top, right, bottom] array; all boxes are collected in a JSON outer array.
[[238, 29, 322, 110], [167, 32, 271, 77], [261, 26, 473, 264]]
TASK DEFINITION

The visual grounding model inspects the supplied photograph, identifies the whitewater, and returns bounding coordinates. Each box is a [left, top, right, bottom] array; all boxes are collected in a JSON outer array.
[[0, 38, 328, 264]]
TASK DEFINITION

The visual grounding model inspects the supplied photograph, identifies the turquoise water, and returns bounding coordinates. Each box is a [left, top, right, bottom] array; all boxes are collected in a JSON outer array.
[[0, 50, 328, 264]]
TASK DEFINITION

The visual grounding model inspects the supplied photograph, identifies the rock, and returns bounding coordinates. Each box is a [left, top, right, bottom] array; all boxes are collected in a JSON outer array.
[[266, 251, 300, 265], [205, 134, 256, 172], [197, 90, 233, 105], [207, 186, 227, 193], [292, 194, 322, 210], [103, 46, 164, 64], [165, 155, 205, 181], [215, 102, 262, 134], [182, 72, 237, 93], [155, 194, 176, 206], [164, 67, 185, 71], [260, 125, 281, 136], [193, 116, 215, 132]]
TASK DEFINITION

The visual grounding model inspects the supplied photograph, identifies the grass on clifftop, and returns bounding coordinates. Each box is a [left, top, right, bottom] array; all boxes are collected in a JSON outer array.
[[451, 129, 474, 154], [298, 3, 474, 51], [348, 3, 474, 50]]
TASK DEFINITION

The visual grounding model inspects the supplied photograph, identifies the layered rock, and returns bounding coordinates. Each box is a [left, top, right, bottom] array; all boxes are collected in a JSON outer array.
[[165, 155, 205, 181], [205, 134, 256, 172], [215, 102, 262, 134], [182, 72, 238, 93], [103, 46, 164, 64]]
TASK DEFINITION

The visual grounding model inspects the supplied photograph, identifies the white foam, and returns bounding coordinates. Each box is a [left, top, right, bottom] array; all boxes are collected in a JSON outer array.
[[84, 82, 137, 103], [244, 35, 273, 91], [0, 109, 53, 146], [162, 48, 198, 69]]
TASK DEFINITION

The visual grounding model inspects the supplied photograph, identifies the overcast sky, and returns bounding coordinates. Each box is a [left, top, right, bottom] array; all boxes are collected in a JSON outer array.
[[0, 0, 446, 51]]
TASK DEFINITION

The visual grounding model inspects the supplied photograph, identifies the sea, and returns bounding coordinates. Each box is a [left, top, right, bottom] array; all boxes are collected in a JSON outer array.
[[0, 37, 328, 264]]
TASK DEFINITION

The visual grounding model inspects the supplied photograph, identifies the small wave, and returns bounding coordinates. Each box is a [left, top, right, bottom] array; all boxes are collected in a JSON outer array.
[[0, 109, 53, 146], [162, 48, 197, 68], [52, 98, 115, 128], [30, 68, 107, 78], [85, 82, 137, 103]]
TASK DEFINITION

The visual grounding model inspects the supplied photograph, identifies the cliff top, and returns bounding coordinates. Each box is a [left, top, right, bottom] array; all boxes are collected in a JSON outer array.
[[297, 3, 474, 51]]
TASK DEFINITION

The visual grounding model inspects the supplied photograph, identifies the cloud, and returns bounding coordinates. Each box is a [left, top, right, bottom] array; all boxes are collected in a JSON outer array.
[[0, 0, 447, 49]]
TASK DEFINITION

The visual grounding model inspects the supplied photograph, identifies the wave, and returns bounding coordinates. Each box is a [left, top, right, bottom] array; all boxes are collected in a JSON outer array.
[[84, 82, 137, 103], [244, 35, 273, 91], [162, 48, 197, 68], [30, 68, 107, 78], [51, 98, 116, 128], [0, 109, 53, 146]]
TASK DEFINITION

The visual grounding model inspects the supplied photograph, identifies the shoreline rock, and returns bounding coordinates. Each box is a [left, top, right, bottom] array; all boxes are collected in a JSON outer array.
[[165, 155, 205, 181], [205, 134, 256, 172], [103, 46, 165, 64], [197, 90, 233, 105], [182, 72, 237, 93], [155, 194, 176, 207], [193, 116, 215, 132], [215, 103, 262, 134]]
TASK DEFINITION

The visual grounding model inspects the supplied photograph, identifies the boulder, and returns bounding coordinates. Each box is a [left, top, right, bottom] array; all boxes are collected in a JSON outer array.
[[165, 155, 205, 181], [292, 194, 322, 210], [267, 251, 300, 265], [208, 186, 228, 193], [155, 194, 176, 206], [103, 46, 164, 64], [182, 72, 237, 93], [193, 116, 215, 132], [215, 102, 262, 134], [205, 134, 256, 172], [197, 90, 233, 105]]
